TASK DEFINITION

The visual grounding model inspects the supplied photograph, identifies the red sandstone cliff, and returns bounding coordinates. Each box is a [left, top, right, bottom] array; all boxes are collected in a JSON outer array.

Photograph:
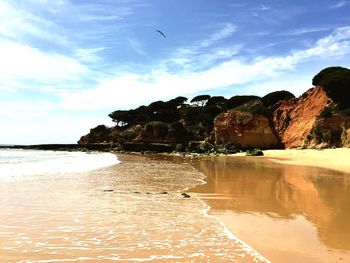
[[213, 100, 279, 149], [271, 86, 331, 148], [213, 86, 350, 149], [270, 86, 350, 148]]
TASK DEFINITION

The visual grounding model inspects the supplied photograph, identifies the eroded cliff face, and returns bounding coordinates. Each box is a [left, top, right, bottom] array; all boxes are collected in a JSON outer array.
[[78, 125, 120, 144], [342, 125, 350, 147], [270, 86, 350, 148], [271, 87, 332, 148], [304, 115, 350, 148], [213, 86, 350, 149], [134, 121, 169, 143], [213, 101, 278, 149]]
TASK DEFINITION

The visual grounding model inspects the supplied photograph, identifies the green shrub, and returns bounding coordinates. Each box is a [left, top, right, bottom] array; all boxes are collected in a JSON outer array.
[[312, 66, 348, 86], [246, 148, 264, 156], [262, 90, 295, 107], [206, 96, 227, 106], [190, 95, 211, 106], [120, 129, 138, 141], [166, 96, 188, 108], [168, 122, 188, 140], [90, 125, 109, 134], [226, 95, 260, 110], [251, 103, 270, 116], [312, 67, 350, 109]]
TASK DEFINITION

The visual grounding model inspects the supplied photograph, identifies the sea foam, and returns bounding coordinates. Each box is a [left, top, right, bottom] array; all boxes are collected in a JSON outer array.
[[0, 149, 119, 179]]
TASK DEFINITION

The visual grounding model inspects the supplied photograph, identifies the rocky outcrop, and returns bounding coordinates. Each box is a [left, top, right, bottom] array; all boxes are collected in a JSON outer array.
[[341, 124, 350, 147], [78, 125, 141, 145], [135, 121, 169, 143], [304, 115, 350, 148], [212, 86, 350, 149], [122, 142, 175, 152], [270, 86, 350, 148], [79, 85, 350, 151], [270, 87, 332, 148], [2, 144, 114, 151], [78, 125, 120, 144], [213, 100, 278, 149]]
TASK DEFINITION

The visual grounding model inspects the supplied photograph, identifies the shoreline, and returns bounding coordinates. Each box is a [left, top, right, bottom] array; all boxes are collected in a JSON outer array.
[[4, 143, 350, 175]]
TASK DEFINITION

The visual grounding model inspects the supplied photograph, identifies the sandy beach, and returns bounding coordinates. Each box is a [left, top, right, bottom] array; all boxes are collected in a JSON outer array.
[[230, 148, 350, 173], [1, 149, 350, 262], [190, 149, 350, 262], [263, 148, 350, 174]]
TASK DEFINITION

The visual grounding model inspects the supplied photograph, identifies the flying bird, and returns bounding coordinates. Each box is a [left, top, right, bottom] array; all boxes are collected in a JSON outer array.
[[156, 29, 166, 38]]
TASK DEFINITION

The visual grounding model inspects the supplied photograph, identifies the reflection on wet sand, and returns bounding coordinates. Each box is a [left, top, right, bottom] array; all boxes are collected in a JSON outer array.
[[191, 156, 350, 262]]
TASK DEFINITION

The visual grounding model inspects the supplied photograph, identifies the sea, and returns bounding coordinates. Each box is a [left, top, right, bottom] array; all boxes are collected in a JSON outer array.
[[0, 149, 266, 262], [0, 148, 119, 179]]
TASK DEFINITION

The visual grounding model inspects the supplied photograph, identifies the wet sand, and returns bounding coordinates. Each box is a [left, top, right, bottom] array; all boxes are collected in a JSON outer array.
[[0, 154, 264, 262], [190, 155, 350, 262]]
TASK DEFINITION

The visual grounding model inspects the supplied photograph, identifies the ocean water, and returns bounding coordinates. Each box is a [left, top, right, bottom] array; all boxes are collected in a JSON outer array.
[[0, 151, 267, 262], [0, 149, 119, 179]]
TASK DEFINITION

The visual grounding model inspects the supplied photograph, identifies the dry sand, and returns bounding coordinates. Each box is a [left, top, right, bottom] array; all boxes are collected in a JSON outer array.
[[233, 148, 350, 174]]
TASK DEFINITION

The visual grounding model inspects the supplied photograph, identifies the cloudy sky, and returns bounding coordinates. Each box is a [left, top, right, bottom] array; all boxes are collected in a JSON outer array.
[[1, 0, 350, 144]]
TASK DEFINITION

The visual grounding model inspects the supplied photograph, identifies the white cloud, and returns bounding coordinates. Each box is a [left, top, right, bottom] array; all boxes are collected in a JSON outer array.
[[164, 23, 238, 69], [0, 0, 149, 95], [297, 26, 350, 58], [282, 27, 331, 36], [76, 2, 136, 22], [58, 58, 290, 111], [26, 0, 67, 10], [0, 0, 69, 45], [201, 23, 236, 48], [0, 115, 111, 145], [259, 4, 271, 11], [330, 1, 347, 8], [74, 47, 105, 63], [0, 100, 112, 144], [196, 46, 241, 66], [59, 27, 350, 111], [0, 41, 89, 90], [0, 101, 55, 119], [240, 75, 312, 97], [0, 0, 143, 49], [126, 38, 148, 56]]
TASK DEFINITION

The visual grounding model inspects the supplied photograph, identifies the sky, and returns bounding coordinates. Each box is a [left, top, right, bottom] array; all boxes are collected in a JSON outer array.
[[1, 0, 350, 144]]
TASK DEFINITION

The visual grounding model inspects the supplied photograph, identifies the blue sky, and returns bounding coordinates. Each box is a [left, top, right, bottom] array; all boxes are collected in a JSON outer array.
[[1, 0, 350, 144]]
